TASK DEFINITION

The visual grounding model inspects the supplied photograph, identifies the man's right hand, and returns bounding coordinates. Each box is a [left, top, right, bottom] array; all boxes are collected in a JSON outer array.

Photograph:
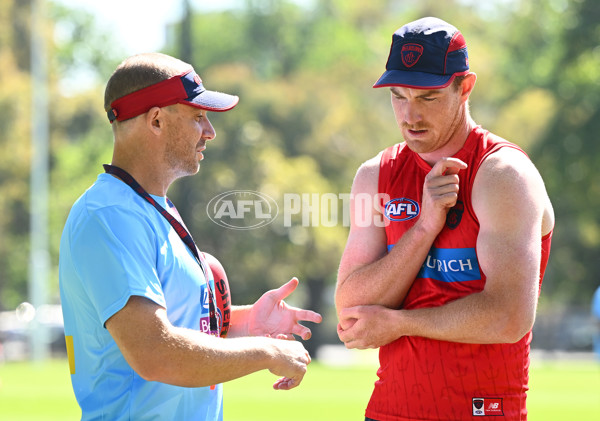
[[418, 157, 467, 233], [268, 339, 311, 390]]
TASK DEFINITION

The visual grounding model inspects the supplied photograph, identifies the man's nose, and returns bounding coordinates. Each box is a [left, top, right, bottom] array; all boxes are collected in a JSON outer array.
[[202, 117, 216, 140], [403, 103, 422, 125]]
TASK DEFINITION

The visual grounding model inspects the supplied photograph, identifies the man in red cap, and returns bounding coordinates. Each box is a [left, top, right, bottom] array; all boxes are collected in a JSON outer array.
[[59, 52, 321, 421], [336, 17, 554, 420]]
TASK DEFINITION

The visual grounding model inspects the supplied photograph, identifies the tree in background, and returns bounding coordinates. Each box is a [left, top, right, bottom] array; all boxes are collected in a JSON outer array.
[[0, 0, 121, 310], [524, 0, 600, 307], [0, 0, 33, 308], [466, 0, 600, 308]]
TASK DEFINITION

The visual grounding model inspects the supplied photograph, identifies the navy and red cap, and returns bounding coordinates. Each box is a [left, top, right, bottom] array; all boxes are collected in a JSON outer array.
[[373, 17, 470, 90], [107, 68, 239, 123]]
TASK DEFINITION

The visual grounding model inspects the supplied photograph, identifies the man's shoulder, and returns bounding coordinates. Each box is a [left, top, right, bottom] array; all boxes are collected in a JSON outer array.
[[466, 125, 531, 176], [83, 174, 135, 206], [65, 175, 156, 238], [362, 150, 385, 170], [72, 174, 152, 218], [353, 151, 385, 187], [359, 142, 409, 172], [478, 145, 534, 176], [473, 140, 554, 233]]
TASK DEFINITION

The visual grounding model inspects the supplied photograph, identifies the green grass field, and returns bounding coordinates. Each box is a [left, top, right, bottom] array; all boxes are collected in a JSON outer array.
[[0, 355, 598, 420]]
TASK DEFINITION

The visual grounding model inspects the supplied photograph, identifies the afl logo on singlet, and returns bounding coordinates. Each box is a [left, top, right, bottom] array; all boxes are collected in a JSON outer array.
[[384, 198, 420, 221]]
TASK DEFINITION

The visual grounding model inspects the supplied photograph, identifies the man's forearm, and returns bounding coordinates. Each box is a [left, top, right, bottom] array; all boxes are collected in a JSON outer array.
[[147, 329, 276, 386], [336, 222, 438, 312], [395, 289, 535, 344], [227, 305, 252, 338]]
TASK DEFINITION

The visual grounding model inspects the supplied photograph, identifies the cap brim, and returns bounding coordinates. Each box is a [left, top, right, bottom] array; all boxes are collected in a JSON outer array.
[[186, 89, 239, 112], [373, 69, 455, 89]]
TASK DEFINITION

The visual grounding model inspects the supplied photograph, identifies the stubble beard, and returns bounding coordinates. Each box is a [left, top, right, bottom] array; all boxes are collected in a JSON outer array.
[[164, 132, 200, 179]]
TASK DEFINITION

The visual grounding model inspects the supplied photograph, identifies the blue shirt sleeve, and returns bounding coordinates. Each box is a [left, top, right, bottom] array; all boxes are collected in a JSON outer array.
[[592, 286, 600, 320], [69, 204, 167, 326]]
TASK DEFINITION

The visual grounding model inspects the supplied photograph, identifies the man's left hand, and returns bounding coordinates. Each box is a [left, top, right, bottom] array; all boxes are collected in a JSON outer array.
[[337, 305, 398, 349], [248, 278, 322, 340]]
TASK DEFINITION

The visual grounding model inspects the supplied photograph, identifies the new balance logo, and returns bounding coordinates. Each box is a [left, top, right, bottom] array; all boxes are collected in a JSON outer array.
[[472, 398, 504, 416]]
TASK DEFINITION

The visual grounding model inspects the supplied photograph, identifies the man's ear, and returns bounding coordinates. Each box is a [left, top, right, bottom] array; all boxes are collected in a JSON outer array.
[[146, 107, 163, 135], [460, 72, 477, 101]]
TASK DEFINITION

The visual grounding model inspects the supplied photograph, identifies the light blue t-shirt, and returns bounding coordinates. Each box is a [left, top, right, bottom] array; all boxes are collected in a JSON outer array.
[[593, 286, 600, 358], [59, 173, 223, 421]]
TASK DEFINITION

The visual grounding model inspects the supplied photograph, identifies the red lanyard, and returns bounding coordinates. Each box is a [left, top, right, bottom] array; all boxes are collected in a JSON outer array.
[[103, 164, 219, 336]]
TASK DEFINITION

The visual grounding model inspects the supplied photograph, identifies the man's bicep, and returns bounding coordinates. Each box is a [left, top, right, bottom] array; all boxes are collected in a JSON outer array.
[[473, 153, 544, 318], [106, 295, 165, 341], [337, 156, 386, 277], [336, 156, 389, 309], [105, 295, 169, 379]]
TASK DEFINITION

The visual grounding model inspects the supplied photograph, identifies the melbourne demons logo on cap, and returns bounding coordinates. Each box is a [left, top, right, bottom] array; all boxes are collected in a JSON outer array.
[[401, 43, 424, 67]]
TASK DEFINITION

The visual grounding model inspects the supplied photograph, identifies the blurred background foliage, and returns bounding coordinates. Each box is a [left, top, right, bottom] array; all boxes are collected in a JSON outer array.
[[0, 0, 599, 351]]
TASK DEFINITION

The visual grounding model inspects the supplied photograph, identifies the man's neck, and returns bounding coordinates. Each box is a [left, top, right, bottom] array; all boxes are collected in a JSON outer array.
[[109, 157, 172, 197]]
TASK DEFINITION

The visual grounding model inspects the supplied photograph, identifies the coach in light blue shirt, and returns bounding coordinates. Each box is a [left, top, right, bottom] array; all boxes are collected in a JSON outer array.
[[59, 52, 321, 421], [593, 286, 600, 359]]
